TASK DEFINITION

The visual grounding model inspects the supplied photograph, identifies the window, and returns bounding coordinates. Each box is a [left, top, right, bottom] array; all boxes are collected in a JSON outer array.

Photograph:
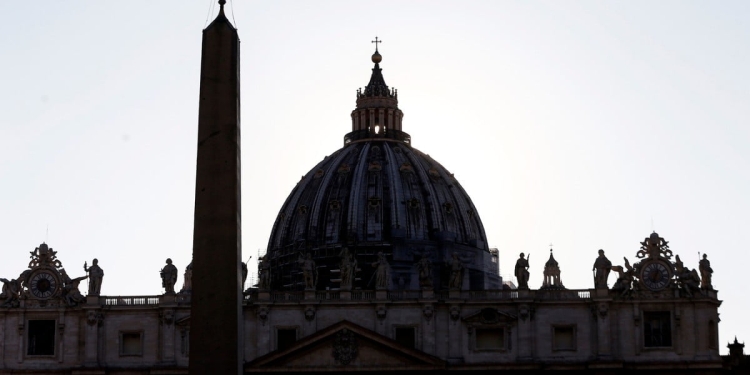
[[120, 332, 143, 356], [553, 325, 576, 351], [27, 320, 55, 356], [475, 328, 505, 350], [644, 311, 672, 347], [277, 328, 297, 351], [395, 327, 416, 349]]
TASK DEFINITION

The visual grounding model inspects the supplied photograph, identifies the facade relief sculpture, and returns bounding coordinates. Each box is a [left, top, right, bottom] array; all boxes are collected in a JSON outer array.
[[297, 253, 317, 290], [515, 253, 530, 290], [371, 252, 389, 290], [592, 249, 611, 289], [160, 258, 178, 294], [83, 259, 104, 296], [416, 253, 432, 289], [339, 248, 357, 291], [448, 252, 464, 290]]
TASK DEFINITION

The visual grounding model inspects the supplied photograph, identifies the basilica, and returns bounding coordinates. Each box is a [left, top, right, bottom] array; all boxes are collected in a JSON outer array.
[[0, 3, 734, 374]]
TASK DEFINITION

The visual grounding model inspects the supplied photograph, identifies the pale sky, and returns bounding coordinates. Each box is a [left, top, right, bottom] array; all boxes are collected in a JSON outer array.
[[1, 1, 748, 353]]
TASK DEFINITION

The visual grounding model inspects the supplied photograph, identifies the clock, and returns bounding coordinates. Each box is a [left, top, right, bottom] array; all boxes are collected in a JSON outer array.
[[29, 270, 59, 299], [641, 261, 671, 291]]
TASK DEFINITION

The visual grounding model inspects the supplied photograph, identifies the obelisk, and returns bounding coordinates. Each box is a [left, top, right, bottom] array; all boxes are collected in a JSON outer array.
[[188, 1, 242, 374]]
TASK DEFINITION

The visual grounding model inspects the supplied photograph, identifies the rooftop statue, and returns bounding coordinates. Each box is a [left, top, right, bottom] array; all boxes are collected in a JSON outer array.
[[416, 253, 432, 289], [297, 253, 317, 290], [339, 248, 356, 291], [83, 259, 104, 296], [449, 253, 464, 290], [592, 249, 612, 289], [257, 256, 271, 290], [611, 257, 635, 296], [515, 253, 530, 290], [371, 252, 390, 290], [180, 261, 192, 294], [160, 259, 178, 294], [699, 253, 713, 290], [675, 254, 701, 297]]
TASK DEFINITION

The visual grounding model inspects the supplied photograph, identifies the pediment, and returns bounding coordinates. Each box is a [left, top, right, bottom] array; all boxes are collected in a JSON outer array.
[[462, 308, 517, 325], [246, 320, 445, 371]]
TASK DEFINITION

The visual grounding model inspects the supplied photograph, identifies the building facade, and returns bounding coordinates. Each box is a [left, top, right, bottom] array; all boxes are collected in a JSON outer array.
[[0, 4, 730, 374]]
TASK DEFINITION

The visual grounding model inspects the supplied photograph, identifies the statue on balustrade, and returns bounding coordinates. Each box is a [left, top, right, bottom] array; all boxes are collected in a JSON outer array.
[[515, 253, 530, 290], [417, 253, 432, 289], [592, 249, 612, 289], [83, 258, 104, 296], [339, 247, 356, 291], [699, 253, 713, 290], [611, 257, 634, 296], [60, 269, 87, 307], [0, 278, 21, 308], [160, 258, 178, 294], [675, 254, 701, 297], [372, 252, 390, 290], [297, 253, 317, 290], [180, 261, 192, 293], [448, 252, 464, 290]]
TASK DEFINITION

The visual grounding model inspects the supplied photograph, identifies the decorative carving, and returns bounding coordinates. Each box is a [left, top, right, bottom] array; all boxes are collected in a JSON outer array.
[[423, 305, 434, 321], [699, 254, 713, 290], [332, 328, 358, 365], [257, 306, 269, 324], [29, 243, 63, 269], [416, 253, 432, 289], [675, 254, 701, 297], [515, 253, 530, 290], [0, 278, 21, 308], [448, 253, 464, 290], [160, 309, 175, 325], [83, 258, 104, 296], [371, 252, 389, 290], [637, 232, 673, 260], [60, 269, 87, 306], [592, 249, 612, 289], [87, 310, 104, 326], [598, 302, 608, 318], [611, 257, 635, 296], [339, 248, 357, 291], [160, 259, 178, 294], [450, 306, 461, 321], [304, 306, 316, 321], [376, 305, 387, 320], [518, 304, 534, 321]]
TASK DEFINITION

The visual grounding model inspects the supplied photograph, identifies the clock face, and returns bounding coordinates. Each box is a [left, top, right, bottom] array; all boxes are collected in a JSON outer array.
[[29, 271, 59, 299], [641, 262, 671, 291]]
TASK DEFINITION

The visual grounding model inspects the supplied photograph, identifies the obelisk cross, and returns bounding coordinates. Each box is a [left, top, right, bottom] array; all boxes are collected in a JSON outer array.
[[372, 36, 382, 51]]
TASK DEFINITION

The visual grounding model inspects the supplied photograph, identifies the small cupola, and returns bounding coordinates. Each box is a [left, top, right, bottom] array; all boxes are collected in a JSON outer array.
[[345, 37, 410, 146]]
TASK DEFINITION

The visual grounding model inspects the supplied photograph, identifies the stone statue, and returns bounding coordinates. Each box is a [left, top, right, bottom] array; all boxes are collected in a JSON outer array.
[[160, 258, 178, 294], [416, 253, 432, 289], [297, 253, 317, 290], [258, 256, 271, 290], [371, 252, 389, 289], [675, 254, 701, 297], [60, 270, 87, 306], [515, 253, 530, 289], [592, 249, 612, 289], [611, 257, 634, 295], [180, 261, 193, 293], [83, 259, 104, 296], [0, 278, 21, 308], [699, 254, 713, 290], [448, 252, 464, 290], [339, 248, 356, 291]]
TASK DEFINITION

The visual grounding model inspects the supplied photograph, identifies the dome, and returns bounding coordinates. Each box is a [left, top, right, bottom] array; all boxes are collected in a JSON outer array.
[[265, 47, 500, 291]]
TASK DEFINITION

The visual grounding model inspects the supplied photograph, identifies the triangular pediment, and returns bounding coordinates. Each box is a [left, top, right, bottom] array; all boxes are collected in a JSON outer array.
[[246, 320, 445, 371]]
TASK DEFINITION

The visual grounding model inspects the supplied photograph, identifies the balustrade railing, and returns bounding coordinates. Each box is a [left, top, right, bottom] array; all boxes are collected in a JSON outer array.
[[102, 296, 160, 306]]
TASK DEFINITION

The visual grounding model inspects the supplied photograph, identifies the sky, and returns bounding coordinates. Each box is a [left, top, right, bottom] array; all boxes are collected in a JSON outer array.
[[1, 1, 748, 353]]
